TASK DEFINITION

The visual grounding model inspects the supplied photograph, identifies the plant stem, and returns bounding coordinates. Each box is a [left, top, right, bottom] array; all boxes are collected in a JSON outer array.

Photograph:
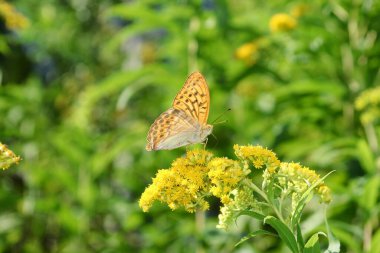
[[244, 179, 285, 223], [195, 210, 205, 253]]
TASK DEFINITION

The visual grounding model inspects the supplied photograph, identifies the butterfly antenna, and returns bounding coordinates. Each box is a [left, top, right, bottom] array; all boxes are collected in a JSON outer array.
[[213, 119, 229, 125], [211, 108, 231, 124]]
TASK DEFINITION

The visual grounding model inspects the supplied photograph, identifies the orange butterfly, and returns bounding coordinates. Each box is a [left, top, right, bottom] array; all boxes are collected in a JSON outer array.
[[146, 72, 212, 151]]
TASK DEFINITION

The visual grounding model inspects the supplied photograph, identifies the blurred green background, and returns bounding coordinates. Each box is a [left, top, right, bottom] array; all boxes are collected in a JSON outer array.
[[1, 0, 380, 252]]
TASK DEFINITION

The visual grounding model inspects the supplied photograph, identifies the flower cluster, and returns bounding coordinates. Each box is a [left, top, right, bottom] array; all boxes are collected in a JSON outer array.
[[139, 150, 213, 213], [234, 144, 280, 173], [0, 0, 29, 30], [0, 142, 21, 170], [355, 86, 380, 124], [140, 145, 332, 231], [208, 158, 245, 204], [275, 162, 331, 213]]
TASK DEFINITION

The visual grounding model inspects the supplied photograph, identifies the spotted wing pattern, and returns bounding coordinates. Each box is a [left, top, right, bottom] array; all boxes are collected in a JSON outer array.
[[145, 72, 211, 151], [172, 72, 210, 125], [146, 108, 198, 151]]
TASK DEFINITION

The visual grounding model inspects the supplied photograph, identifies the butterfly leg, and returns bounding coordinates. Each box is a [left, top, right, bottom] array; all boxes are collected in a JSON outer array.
[[203, 138, 208, 150]]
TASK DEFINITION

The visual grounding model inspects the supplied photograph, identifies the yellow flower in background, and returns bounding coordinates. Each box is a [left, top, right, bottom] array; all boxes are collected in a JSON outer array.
[[0, 0, 29, 30], [355, 86, 380, 124], [208, 158, 245, 204], [235, 41, 259, 64], [0, 142, 21, 170], [269, 13, 297, 32]]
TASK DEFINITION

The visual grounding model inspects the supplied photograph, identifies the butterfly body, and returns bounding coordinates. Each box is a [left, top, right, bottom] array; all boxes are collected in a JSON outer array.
[[146, 72, 212, 151]]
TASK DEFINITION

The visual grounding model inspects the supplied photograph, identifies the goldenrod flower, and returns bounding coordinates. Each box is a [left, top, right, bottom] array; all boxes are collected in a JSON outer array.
[[217, 186, 256, 229], [208, 158, 245, 204], [0, 0, 29, 30], [355, 86, 380, 124], [269, 13, 297, 32], [270, 162, 331, 213], [234, 144, 280, 173], [317, 185, 332, 203], [139, 150, 213, 213], [140, 145, 332, 231], [0, 142, 21, 170]]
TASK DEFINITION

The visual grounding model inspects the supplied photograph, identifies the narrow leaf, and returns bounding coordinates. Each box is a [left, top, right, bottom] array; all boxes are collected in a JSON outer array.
[[324, 213, 340, 253], [236, 210, 265, 221], [235, 230, 277, 247], [304, 232, 326, 253], [296, 224, 305, 250], [264, 216, 299, 253]]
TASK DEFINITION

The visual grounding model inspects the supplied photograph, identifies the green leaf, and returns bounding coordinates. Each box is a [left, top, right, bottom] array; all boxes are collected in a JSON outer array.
[[325, 215, 341, 253], [370, 228, 380, 253], [357, 139, 376, 174], [296, 224, 305, 250], [264, 216, 300, 253], [236, 210, 265, 221], [235, 230, 277, 247], [304, 232, 326, 253], [359, 176, 380, 212]]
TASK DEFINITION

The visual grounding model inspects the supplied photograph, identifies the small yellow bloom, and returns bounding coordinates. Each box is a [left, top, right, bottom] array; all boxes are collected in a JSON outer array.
[[235, 41, 259, 64], [0, 1, 29, 30], [317, 185, 332, 203], [0, 142, 21, 170], [269, 13, 297, 32], [208, 158, 244, 204], [355, 86, 380, 124]]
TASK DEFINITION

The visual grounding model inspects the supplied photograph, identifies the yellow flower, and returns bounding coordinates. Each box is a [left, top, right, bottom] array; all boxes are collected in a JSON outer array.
[[0, 1, 29, 30], [317, 185, 332, 203], [269, 13, 297, 32], [217, 186, 256, 230], [355, 86, 380, 124], [208, 158, 244, 204], [234, 144, 280, 172], [139, 150, 213, 213], [0, 142, 21, 170], [274, 162, 331, 213], [235, 41, 259, 64]]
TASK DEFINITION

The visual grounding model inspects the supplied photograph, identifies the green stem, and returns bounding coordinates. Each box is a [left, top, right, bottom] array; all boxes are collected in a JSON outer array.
[[244, 179, 285, 223], [195, 210, 205, 253]]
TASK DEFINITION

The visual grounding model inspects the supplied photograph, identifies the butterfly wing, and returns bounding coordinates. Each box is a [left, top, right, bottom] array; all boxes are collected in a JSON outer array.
[[146, 108, 200, 151], [172, 72, 210, 125]]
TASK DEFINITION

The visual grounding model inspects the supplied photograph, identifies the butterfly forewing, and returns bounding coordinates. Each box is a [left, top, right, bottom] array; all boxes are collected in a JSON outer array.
[[172, 72, 210, 125]]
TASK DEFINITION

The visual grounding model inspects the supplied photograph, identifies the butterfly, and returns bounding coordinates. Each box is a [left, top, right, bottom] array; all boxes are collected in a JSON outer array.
[[146, 71, 213, 151]]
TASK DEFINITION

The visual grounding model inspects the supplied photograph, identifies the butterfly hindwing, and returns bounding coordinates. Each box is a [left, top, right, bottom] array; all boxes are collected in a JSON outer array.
[[146, 108, 198, 151]]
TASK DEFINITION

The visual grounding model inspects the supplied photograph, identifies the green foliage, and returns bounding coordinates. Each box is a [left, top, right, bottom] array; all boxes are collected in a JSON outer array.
[[1, 0, 380, 252]]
